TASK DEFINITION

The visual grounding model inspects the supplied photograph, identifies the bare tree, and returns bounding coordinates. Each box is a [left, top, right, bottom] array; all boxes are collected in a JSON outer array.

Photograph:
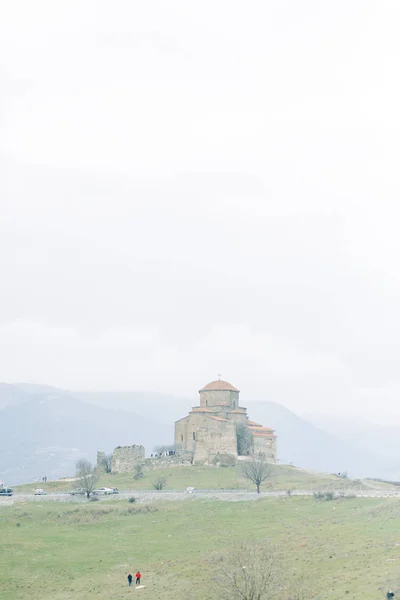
[[152, 476, 167, 490], [100, 454, 112, 473], [153, 444, 175, 454], [216, 544, 315, 600], [242, 453, 272, 493], [286, 573, 315, 600], [76, 459, 98, 499], [216, 542, 279, 600]]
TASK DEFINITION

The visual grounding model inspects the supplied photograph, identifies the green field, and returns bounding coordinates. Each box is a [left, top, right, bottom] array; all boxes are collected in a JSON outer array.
[[14, 463, 397, 494], [1, 493, 400, 600]]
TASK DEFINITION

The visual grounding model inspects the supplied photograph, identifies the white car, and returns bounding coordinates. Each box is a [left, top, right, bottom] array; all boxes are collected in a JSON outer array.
[[93, 487, 119, 495], [34, 489, 47, 495]]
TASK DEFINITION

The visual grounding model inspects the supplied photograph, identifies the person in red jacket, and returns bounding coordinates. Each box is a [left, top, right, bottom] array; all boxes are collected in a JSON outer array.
[[135, 571, 141, 585]]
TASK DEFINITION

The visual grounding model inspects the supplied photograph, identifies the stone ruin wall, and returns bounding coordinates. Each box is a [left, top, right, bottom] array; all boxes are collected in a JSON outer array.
[[96, 450, 106, 471], [111, 445, 145, 474], [144, 452, 194, 469]]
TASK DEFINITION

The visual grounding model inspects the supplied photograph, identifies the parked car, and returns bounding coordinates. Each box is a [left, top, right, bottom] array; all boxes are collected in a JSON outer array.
[[69, 488, 85, 496], [34, 489, 47, 495], [0, 488, 13, 497], [93, 487, 119, 495]]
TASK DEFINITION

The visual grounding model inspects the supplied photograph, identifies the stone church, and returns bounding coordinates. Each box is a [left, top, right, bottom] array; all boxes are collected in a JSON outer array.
[[175, 379, 276, 465]]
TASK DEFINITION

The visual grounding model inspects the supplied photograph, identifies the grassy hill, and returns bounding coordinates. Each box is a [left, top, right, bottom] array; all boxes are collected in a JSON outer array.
[[1, 493, 400, 599], [14, 462, 399, 494]]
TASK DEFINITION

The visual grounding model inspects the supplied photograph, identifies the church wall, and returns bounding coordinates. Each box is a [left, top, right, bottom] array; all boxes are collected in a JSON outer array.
[[199, 390, 239, 409], [192, 416, 238, 464], [252, 436, 276, 462], [227, 409, 248, 426], [175, 417, 190, 451], [175, 412, 238, 464]]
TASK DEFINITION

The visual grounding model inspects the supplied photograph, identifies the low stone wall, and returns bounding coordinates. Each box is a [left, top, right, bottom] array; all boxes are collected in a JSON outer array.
[[144, 452, 194, 470]]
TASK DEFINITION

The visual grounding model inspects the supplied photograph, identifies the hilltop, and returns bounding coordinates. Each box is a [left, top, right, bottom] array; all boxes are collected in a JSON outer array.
[[1, 382, 399, 485], [13, 461, 400, 496]]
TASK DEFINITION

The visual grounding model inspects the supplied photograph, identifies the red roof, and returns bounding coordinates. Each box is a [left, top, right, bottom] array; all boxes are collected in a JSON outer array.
[[199, 380, 239, 392], [248, 425, 275, 433]]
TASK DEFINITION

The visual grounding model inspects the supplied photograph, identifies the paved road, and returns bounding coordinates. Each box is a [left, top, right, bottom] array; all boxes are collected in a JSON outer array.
[[2, 488, 400, 504]]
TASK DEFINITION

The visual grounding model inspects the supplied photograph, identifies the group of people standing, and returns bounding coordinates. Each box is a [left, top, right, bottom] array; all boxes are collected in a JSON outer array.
[[127, 571, 141, 586]]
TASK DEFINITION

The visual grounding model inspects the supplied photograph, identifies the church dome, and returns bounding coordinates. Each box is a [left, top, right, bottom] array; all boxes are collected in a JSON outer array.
[[199, 380, 239, 392]]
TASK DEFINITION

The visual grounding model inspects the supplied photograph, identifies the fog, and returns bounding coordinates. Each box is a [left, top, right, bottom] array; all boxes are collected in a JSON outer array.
[[2, 1, 400, 425]]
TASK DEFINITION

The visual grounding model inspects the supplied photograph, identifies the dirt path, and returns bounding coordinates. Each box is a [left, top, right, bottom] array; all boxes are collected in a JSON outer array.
[[2, 488, 400, 504]]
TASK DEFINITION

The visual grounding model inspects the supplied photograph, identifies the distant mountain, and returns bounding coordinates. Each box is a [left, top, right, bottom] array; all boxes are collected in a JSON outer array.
[[0, 387, 172, 485], [17, 382, 68, 396], [305, 413, 400, 477], [74, 390, 192, 425], [1, 382, 398, 486], [0, 383, 32, 409], [245, 401, 394, 479]]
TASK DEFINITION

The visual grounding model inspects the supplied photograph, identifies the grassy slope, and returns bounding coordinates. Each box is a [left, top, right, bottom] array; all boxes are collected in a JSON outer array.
[[1, 495, 400, 600], [14, 463, 398, 494]]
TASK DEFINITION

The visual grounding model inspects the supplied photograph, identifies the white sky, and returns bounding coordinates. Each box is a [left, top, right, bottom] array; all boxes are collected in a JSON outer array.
[[2, 1, 400, 424]]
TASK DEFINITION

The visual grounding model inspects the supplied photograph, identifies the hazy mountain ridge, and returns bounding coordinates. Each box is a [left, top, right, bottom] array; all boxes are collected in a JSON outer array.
[[0, 386, 172, 485], [1, 383, 398, 485], [246, 401, 396, 479], [74, 390, 193, 425], [305, 413, 400, 465], [0, 383, 34, 410]]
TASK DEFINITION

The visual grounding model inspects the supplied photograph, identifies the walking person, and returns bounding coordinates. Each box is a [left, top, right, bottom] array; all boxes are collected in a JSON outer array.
[[135, 570, 141, 585], [127, 573, 133, 586]]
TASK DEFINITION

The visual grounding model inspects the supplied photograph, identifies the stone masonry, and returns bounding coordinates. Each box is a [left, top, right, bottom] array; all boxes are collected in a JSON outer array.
[[110, 445, 145, 474], [175, 379, 277, 465]]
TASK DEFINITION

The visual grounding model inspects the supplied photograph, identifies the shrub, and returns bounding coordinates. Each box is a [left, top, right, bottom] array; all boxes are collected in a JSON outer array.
[[152, 476, 167, 490], [314, 490, 356, 502], [313, 491, 334, 501], [128, 496, 136, 503], [212, 453, 237, 467], [133, 462, 144, 480]]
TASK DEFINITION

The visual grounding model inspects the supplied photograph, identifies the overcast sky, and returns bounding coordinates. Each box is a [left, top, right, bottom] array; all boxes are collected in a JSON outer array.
[[2, 1, 400, 424]]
